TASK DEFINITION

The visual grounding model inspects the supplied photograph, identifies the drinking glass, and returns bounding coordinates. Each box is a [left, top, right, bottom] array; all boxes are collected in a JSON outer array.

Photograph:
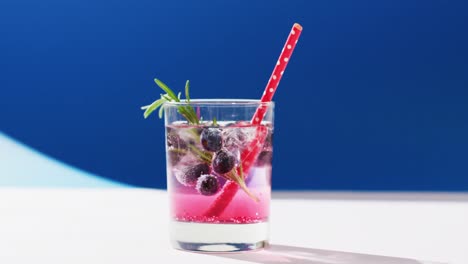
[[164, 99, 274, 252]]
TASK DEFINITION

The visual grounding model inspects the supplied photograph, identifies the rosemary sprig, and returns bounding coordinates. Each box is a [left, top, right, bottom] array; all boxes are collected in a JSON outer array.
[[225, 166, 259, 202], [141, 79, 199, 124], [188, 144, 213, 163]]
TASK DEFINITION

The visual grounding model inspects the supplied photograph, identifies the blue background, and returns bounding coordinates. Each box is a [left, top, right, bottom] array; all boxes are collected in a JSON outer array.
[[1, 0, 467, 190]]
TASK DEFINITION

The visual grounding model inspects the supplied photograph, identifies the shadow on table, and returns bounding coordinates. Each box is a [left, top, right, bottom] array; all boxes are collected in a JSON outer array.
[[209, 244, 445, 264], [272, 192, 468, 202]]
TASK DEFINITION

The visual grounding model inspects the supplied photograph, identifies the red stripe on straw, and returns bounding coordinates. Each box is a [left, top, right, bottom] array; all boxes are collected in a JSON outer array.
[[204, 23, 303, 217]]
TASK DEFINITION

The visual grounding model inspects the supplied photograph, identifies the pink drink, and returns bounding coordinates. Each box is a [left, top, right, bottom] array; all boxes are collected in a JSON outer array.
[[167, 122, 272, 223]]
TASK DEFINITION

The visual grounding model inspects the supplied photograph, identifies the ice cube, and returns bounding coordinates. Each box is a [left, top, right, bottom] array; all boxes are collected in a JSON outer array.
[[222, 127, 245, 150]]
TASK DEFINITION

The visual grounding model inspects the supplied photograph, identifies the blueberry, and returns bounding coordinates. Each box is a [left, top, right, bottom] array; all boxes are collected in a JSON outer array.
[[196, 174, 219, 196], [212, 150, 236, 174], [175, 163, 210, 187], [200, 128, 223, 152]]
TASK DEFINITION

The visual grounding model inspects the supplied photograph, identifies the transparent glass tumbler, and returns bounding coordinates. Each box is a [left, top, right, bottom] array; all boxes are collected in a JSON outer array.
[[164, 99, 274, 252]]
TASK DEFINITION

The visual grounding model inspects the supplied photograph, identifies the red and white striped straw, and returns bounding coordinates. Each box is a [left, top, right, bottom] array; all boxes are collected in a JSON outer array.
[[251, 23, 303, 124]]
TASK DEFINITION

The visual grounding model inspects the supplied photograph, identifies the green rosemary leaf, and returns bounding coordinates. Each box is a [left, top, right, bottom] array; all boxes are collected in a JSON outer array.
[[158, 102, 165, 118], [188, 144, 212, 163], [154, 79, 179, 102], [143, 98, 166, 119], [185, 80, 190, 102], [161, 94, 172, 101]]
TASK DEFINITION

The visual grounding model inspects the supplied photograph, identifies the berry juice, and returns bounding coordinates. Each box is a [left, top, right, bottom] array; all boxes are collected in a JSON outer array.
[[166, 121, 273, 251]]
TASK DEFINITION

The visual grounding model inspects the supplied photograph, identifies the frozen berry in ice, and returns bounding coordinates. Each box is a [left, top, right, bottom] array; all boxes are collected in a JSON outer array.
[[223, 127, 246, 149], [168, 149, 184, 165], [196, 174, 219, 196], [200, 127, 223, 152], [175, 163, 210, 187], [263, 128, 273, 150], [166, 132, 187, 150], [166, 132, 188, 166], [256, 151, 273, 166], [212, 150, 235, 174]]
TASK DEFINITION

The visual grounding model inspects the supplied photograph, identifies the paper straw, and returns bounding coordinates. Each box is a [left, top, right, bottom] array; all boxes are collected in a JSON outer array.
[[204, 23, 303, 217]]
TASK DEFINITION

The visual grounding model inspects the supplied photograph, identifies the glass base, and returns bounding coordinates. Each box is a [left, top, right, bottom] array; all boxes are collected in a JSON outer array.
[[174, 241, 269, 252], [170, 220, 269, 252]]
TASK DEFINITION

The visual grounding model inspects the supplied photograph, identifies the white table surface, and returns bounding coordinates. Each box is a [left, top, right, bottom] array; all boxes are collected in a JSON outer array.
[[0, 188, 466, 264]]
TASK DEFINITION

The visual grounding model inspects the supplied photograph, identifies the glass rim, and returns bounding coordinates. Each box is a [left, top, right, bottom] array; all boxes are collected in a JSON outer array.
[[164, 99, 275, 107]]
